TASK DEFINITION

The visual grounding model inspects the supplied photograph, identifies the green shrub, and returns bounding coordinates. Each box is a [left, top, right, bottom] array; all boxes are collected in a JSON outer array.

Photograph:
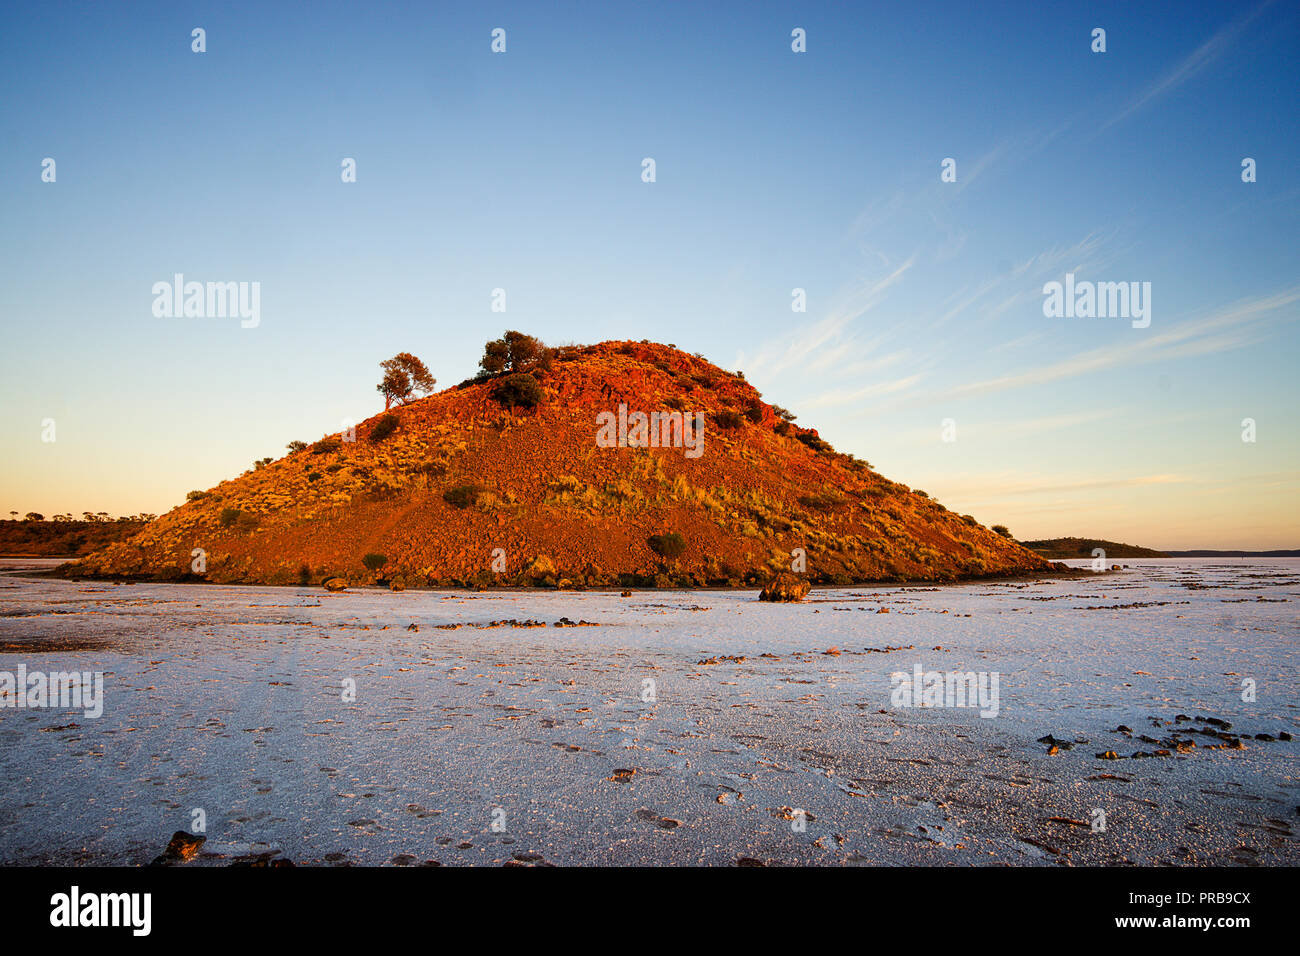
[[370, 413, 399, 442], [798, 493, 843, 512], [218, 507, 257, 533], [648, 532, 686, 558], [362, 553, 387, 571], [991, 524, 1013, 538], [444, 485, 484, 509], [186, 490, 208, 501], [796, 431, 832, 452], [744, 401, 764, 424], [307, 472, 322, 482], [713, 409, 743, 429], [491, 373, 543, 409], [312, 436, 341, 455], [663, 395, 685, 411]]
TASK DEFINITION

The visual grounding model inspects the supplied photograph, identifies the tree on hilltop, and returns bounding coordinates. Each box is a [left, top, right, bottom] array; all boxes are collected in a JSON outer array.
[[479, 331, 550, 375], [376, 353, 437, 409]]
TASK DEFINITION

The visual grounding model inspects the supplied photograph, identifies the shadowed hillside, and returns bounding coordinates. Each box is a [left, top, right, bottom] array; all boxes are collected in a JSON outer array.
[[0, 519, 149, 557], [66, 341, 1055, 588], [1022, 538, 1168, 559]]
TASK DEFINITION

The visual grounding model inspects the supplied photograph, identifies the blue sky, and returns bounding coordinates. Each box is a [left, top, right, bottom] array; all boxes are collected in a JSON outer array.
[[2, 0, 1297, 548]]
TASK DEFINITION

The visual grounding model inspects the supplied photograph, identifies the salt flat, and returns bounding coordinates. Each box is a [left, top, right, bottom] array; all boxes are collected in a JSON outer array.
[[0, 558, 1296, 866]]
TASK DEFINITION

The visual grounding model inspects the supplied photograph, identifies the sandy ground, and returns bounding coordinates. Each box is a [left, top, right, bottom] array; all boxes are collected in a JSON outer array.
[[0, 557, 1296, 866]]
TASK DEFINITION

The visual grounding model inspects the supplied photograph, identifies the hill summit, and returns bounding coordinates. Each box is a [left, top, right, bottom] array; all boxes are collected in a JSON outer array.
[[69, 340, 1053, 588]]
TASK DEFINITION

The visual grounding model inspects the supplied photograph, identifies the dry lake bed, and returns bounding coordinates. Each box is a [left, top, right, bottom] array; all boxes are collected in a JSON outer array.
[[0, 557, 1296, 866]]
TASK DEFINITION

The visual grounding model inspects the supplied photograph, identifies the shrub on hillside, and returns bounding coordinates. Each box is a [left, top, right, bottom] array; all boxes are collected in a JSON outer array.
[[798, 492, 844, 512], [648, 532, 686, 559], [991, 524, 1013, 538], [218, 507, 258, 533], [491, 372, 543, 409], [186, 490, 208, 501], [444, 485, 484, 509], [370, 413, 399, 442], [312, 436, 341, 455], [362, 553, 387, 571], [713, 409, 743, 429], [796, 432, 832, 453]]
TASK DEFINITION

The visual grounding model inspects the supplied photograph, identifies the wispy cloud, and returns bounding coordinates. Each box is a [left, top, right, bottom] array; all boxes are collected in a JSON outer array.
[[933, 230, 1120, 328], [1101, 1, 1273, 131], [801, 373, 924, 411], [737, 258, 914, 382], [944, 472, 1194, 501], [897, 408, 1123, 445], [928, 285, 1300, 403]]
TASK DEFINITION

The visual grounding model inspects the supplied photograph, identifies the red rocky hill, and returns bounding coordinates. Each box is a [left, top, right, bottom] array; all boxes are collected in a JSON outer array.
[[67, 341, 1054, 588]]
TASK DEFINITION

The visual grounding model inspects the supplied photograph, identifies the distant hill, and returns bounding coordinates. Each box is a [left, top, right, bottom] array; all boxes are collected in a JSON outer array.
[[1021, 537, 1167, 559], [0, 519, 148, 558], [65, 340, 1054, 588], [1163, 549, 1300, 557]]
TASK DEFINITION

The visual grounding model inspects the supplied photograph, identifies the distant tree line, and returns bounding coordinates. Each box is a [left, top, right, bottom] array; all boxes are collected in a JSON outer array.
[[5, 512, 156, 523]]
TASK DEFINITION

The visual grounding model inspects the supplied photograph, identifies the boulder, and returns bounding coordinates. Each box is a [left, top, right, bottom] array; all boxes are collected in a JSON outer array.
[[323, 577, 347, 592], [759, 573, 810, 602], [150, 830, 205, 866], [524, 555, 557, 582]]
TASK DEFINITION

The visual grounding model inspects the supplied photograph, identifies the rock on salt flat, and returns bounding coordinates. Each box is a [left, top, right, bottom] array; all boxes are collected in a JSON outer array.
[[0, 558, 1296, 866]]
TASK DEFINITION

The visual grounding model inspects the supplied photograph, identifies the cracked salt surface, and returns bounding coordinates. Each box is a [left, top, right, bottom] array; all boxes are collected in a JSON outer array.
[[0, 558, 1296, 866]]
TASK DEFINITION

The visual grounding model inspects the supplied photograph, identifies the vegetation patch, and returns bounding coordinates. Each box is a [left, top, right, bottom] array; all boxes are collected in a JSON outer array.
[[444, 484, 485, 509], [370, 413, 399, 442], [491, 373, 543, 409], [648, 532, 686, 558]]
